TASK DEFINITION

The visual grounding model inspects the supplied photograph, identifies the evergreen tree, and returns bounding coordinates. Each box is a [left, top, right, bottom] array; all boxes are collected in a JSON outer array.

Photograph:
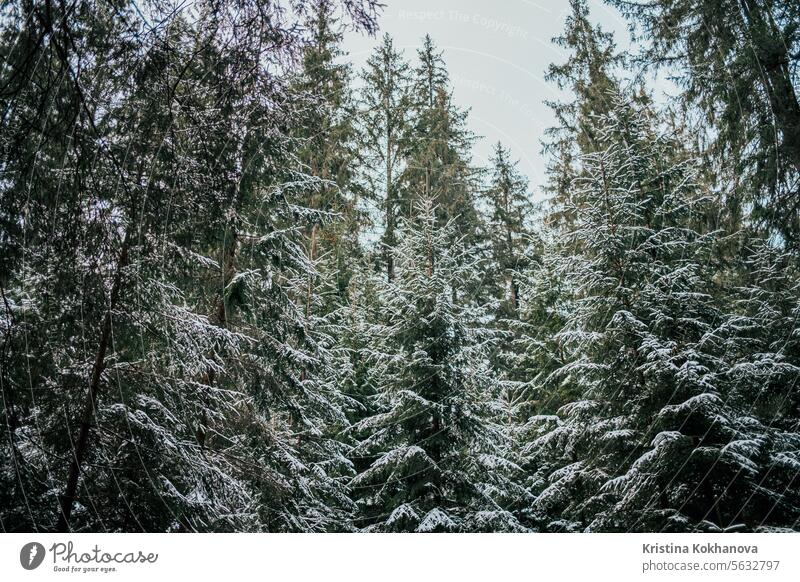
[[401, 36, 481, 249], [543, 0, 622, 227], [292, 0, 363, 312], [1, 0, 798, 536], [349, 201, 525, 532], [607, 0, 800, 248], [482, 142, 534, 318], [0, 0, 379, 533], [529, 92, 799, 532], [357, 34, 412, 281], [710, 242, 800, 528]]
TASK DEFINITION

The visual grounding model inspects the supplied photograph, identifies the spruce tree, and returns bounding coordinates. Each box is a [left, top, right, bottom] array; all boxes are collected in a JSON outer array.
[[528, 92, 798, 532], [482, 142, 534, 318], [709, 242, 800, 528], [543, 0, 622, 228], [349, 201, 525, 532], [292, 0, 363, 312], [357, 34, 412, 281], [401, 36, 481, 249], [607, 0, 800, 248], [0, 0, 379, 533]]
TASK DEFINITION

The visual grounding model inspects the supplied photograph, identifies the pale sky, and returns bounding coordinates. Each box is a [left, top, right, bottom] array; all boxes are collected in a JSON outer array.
[[342, 0, 633, 198]]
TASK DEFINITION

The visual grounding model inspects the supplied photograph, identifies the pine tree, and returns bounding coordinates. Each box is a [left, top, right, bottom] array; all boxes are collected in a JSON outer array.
[[0, 0, 380, 533], [482, 143, 534, 318], [401, 36, 481, 249], [292, 0, 363, 312], [709, 242, 800, 529], [543, 0, 622, 228]]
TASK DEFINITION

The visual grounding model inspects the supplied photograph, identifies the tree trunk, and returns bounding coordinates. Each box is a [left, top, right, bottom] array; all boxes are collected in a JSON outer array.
[[196, 228, 237, 450], [385, 134, 396, 282], [305, 223, 319, 320], [506, 274, 519, 314], [56, 231, 131, 532], [740, 0, 800, 172]]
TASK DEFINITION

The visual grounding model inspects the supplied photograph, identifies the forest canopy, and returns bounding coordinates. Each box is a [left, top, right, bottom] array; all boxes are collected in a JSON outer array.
[[0, 0, 798, 533]]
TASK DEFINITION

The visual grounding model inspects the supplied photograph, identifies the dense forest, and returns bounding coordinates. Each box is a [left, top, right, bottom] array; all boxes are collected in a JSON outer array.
[[1, 0, 799, 533]]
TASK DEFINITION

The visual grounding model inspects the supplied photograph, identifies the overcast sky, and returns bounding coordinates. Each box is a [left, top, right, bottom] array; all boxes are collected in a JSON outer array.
[[341, 0, 632, 198]]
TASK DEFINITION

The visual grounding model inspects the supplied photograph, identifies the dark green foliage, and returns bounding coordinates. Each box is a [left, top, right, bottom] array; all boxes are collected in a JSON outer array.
[[357, 33, 412, 281], [1, 0, 798, 535], [607, 0, 800, 248], [348, 201, 525, 532], [400, 36, 481, 247], [0, 0, 379, 533], [527, 93, 800, 532], [482, 143, 534, 318]]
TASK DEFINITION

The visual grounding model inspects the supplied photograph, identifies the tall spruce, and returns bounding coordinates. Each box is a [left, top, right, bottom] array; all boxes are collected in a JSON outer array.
[[358, 34, 412, 281], [292, 0, 362, 312], [483, 142, 534, 318], [401, 36, 480, 249], [543, 0, 622, 227]]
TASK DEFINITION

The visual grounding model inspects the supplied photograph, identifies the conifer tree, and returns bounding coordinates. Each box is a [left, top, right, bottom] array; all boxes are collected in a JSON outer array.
[[401, 36, 481, 249], [349, 201, 525, 532], [0, 0, 379, 533], [358, 34, 412, 281], [483, 143, 534, 318], [709, 243, 800, 528], [543, 0, 622, 227], [607, 0, 800, 248], [292, 0, 363, 311], [529, 92, 799, 532]]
